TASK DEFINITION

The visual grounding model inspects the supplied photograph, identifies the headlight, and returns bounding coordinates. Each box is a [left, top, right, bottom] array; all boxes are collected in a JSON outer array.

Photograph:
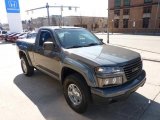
[[95, 67, 122, 74], [95, 67, 123, 87], [97, 77, 123, 87]]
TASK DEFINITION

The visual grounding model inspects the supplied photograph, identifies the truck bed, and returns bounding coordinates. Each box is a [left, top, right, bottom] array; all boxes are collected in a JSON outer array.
[[17, 38, 35, 44]]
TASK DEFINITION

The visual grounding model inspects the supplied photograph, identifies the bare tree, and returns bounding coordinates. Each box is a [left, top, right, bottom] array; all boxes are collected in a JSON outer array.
[[51, 16, 57, 26], [0, 23, 3, 30], [76, 15, 83, 26], [91, 17, 96, 31], [39, 18, 44, 27], [57, 15, 62, 26]]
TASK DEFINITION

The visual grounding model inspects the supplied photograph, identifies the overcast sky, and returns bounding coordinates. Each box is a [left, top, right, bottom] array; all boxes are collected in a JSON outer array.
[[0, 0, 108, 24]]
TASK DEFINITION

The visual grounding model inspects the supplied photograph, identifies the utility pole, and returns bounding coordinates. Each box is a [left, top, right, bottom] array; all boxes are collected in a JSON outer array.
[[60, 6, 63, 26], [46, 3, 50, 26], [26, 3, 79, 26], [107, 9, 109, 44]]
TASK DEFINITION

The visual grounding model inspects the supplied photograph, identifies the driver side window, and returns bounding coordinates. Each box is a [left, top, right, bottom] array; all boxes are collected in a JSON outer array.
[[39, 31, 53, 47]]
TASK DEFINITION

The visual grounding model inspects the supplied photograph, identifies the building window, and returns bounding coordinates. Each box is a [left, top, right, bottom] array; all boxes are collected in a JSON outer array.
[[144, 0, 152, 3], [123, 9, 130, 15], [114, 10, 120, 16], [143, 18, 150, 28], [114, 19, 119, 28], [123, 19, 129, 28], [143, 6, 152, 13], [115, 0, 121, 8], [124, 0, 130, 6]]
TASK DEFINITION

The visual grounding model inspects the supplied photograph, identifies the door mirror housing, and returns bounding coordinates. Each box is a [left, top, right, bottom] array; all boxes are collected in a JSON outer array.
[[43, 41, 54, 51], [99, 39, 103, 42]]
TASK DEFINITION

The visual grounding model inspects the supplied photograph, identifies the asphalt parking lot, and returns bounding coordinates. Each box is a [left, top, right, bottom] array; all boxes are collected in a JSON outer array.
[[0, 34, 160, 120]]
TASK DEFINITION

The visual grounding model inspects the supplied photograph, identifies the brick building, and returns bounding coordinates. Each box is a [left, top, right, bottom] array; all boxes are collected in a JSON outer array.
[[108, 0, 160, 33]]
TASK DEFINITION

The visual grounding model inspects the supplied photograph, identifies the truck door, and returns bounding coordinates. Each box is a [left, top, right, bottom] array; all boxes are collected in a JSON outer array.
[[34, 30, 61, 80]]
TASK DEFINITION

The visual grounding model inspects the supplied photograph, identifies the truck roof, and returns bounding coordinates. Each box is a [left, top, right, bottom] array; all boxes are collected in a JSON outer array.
[[40, 26, 83, 30]]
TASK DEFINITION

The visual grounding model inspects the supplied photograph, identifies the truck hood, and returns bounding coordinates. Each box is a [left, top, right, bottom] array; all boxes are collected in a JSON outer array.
[[64, 44, 140, 67]]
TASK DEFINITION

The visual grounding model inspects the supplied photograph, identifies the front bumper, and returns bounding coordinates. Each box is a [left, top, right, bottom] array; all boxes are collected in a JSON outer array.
[[91, 70, 146, 102]]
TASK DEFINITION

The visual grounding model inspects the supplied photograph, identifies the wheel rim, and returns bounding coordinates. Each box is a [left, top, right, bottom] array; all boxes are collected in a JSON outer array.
[[21, 59, 27, 74], [68, 84, 82, 106]]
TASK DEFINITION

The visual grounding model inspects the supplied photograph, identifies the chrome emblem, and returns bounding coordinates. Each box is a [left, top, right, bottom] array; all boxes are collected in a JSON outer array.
[[132, 67, 139, 72]]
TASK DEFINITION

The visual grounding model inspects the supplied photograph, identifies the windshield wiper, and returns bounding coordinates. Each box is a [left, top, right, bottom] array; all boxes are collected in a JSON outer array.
[[85, 43, 100, 47], [66, 43, 103, 49], [66, 45, 84, 49]]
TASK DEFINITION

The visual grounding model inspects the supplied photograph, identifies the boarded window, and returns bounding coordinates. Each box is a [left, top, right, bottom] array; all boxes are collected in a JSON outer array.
[[114, 10, 120, 16], [123, 9, 130, 15], [114, 19, 119, 28], [143, 18, 150, 28], [123, 19, 129, 28], [143, 6, 152, 13]]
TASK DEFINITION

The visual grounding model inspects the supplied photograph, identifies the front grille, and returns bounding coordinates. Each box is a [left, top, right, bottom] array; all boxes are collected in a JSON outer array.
[[122, 58, 142, 81]]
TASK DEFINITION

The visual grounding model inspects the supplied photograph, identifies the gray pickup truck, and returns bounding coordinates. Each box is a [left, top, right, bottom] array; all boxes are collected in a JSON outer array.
[[16, 26, 146, 113]]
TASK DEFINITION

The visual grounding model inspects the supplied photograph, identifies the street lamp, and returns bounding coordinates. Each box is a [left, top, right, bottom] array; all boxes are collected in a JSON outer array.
[[107, 8, 114, 44]]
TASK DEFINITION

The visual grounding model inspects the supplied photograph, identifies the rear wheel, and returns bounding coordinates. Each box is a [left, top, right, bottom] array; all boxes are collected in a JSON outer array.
[[63, 74, 91, 113], [21, 56, 34, 76]]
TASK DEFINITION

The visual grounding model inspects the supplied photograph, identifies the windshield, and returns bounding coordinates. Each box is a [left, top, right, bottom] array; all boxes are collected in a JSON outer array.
[[55, 28, 103, 49]]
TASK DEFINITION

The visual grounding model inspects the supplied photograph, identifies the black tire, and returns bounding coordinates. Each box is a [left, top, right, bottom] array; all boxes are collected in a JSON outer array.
[[63, 73, 91, 113], [21, 56, 34, 76]]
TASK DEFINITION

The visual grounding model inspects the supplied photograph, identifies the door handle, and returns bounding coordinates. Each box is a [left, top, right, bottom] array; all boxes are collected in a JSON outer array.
[[37, 47, 42, 51]]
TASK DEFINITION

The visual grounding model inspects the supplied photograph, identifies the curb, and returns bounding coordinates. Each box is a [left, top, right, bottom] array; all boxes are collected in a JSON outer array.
[[142, 58, 160, 63]]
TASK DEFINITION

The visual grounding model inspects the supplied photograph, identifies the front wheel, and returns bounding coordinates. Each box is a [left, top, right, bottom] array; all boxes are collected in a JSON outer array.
[[63, 74, 91, 113], [21, 56, 34, 76]]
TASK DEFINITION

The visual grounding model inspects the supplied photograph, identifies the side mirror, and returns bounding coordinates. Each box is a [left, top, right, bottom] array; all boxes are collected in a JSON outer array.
[[43, 41, 54, 51], [99, 39, 103, 42]]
